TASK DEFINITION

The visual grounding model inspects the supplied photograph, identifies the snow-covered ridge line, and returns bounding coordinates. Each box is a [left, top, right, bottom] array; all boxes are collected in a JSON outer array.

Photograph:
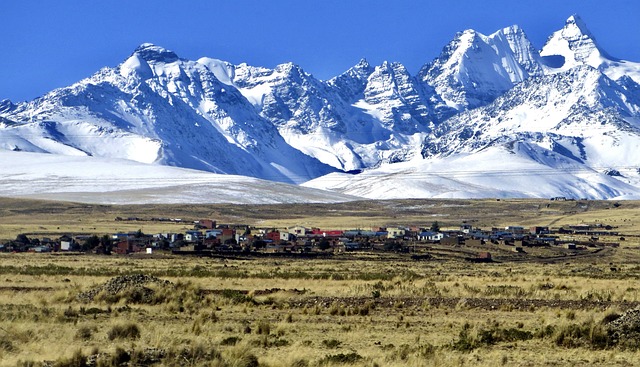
[[1, 15, 640, 202]]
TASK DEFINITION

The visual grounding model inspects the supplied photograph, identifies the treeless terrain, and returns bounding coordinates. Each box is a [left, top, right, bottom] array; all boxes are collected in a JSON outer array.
[[2, 197, 640, 241], [2, 197, 640, 366]]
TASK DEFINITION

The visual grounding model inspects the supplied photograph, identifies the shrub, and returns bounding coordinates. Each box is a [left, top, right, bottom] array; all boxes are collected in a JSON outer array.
[[553, 321, 610, 349], [322, 339, 341, 349], [108, 347, 131, 366], [52, 349, 87, 367], [0, 336, 15, 352], [222, 336, 242, 346], [75, 326, 93, 341], [107, 323, 140, 340], [225, 345, 259, 367], [601, 312, 621, 324], [319, 352, 363, 365], [256, 320, 271, 335], [452, 323, 533, 351], [63, 306, 79, 318]]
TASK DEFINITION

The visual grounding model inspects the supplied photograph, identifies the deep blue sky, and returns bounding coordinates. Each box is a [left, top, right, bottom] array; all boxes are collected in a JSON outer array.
[[2, 0, 639, 102]]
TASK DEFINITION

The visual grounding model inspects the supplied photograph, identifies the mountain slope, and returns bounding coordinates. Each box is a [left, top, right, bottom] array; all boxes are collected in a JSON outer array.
[[1, 44, 336, 184], [0, 151, 359, 204], [306, 65, 640, 200], [541, 15, 640, 84], [200, 57, 446, 171], [303, 144, 640, 199], [418, 25, 543, 110], [421, 66, 640, 164], [3, 16, 640, 202]]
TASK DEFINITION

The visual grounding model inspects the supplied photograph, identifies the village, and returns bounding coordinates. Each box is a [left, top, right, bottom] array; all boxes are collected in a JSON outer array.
[[0, 215, 624, 261]]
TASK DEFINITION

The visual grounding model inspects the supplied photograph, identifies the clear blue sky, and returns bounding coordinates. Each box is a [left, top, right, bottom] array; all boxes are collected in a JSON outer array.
[[2, 0, 639, 102]]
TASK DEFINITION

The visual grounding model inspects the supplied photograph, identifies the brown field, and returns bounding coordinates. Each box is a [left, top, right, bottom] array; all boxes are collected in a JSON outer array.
[[2, 198, 640, 366], [2, 197, 640, 240]]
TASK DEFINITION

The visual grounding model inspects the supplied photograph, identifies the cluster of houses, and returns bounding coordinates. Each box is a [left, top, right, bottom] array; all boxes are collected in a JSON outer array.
[[0, 218, 621, 257]]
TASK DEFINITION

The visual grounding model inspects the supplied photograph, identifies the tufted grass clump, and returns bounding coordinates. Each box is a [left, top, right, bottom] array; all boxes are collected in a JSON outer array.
[[107, 322, 141, 340]]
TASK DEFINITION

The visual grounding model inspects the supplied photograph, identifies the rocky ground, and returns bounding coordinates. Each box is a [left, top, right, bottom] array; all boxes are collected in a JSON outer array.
[[76, 274, 173, 303]]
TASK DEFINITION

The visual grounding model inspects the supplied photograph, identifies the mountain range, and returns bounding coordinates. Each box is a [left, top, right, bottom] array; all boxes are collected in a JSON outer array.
[[2, 15, 640, 202]]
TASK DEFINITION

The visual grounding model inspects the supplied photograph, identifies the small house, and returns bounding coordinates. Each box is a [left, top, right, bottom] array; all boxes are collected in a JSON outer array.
[[197, 219, 216, 229], [185, 231, 203, 242], [530, 226, 550, 235], [59, 235, 74, 251], [288, 226, 309, 236], [265, 231, 281, 242], [418, 231, 443, 242], [387, 228, 406, 239]]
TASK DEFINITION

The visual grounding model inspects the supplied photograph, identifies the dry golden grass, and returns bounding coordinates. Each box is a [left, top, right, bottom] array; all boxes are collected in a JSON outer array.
[[3, 197, 640, 366], [0, 250, 640, 366]]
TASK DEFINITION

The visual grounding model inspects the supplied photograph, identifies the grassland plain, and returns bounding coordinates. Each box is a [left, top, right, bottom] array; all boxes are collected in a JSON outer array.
[[2, 197, 640, 240], [2, 198, 640, 366], [1, 249, 640, 366]]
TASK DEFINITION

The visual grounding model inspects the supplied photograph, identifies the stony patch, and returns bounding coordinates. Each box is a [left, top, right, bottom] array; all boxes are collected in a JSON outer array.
[[76, 274, 173, 303]]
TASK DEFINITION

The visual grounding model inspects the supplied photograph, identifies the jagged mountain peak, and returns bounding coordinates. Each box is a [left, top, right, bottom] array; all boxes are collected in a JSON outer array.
[[418, 25, 541, 110], [565, 14, 593, 37], [500, 24, 522, 34], [540, 15, 614, 70], [275, 61, 306, 76], [354, 58, 371, 70], [132, 43, 181, 64], [0, 99, 16, 114], [4, 16, 640, 201], [345, 58, 374, 78], [377, 60, 402, 71]]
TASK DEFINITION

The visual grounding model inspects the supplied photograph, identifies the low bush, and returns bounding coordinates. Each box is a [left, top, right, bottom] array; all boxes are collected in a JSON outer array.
[[75, 325, 94, 341], [553, 320, 610, 349], [256, 320, 271, 335], [452, 323, 533, 351], [222, 336, 242, 346], [107, 322, 140, 340], [322, 339, 341, 349], [319, 352, 363, 365], [224, 345, 260, 367]]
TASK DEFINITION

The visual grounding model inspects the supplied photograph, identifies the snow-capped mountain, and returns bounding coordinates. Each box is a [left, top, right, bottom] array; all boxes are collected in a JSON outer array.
[[421, 66, 640, 159], [200, 56, 445, 171], [0, 44, 338, 184], [541, 15, 640, 84], [306, 16, 640, 200], [418, 25, 543, 110], [3, 15, 640, 202]]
